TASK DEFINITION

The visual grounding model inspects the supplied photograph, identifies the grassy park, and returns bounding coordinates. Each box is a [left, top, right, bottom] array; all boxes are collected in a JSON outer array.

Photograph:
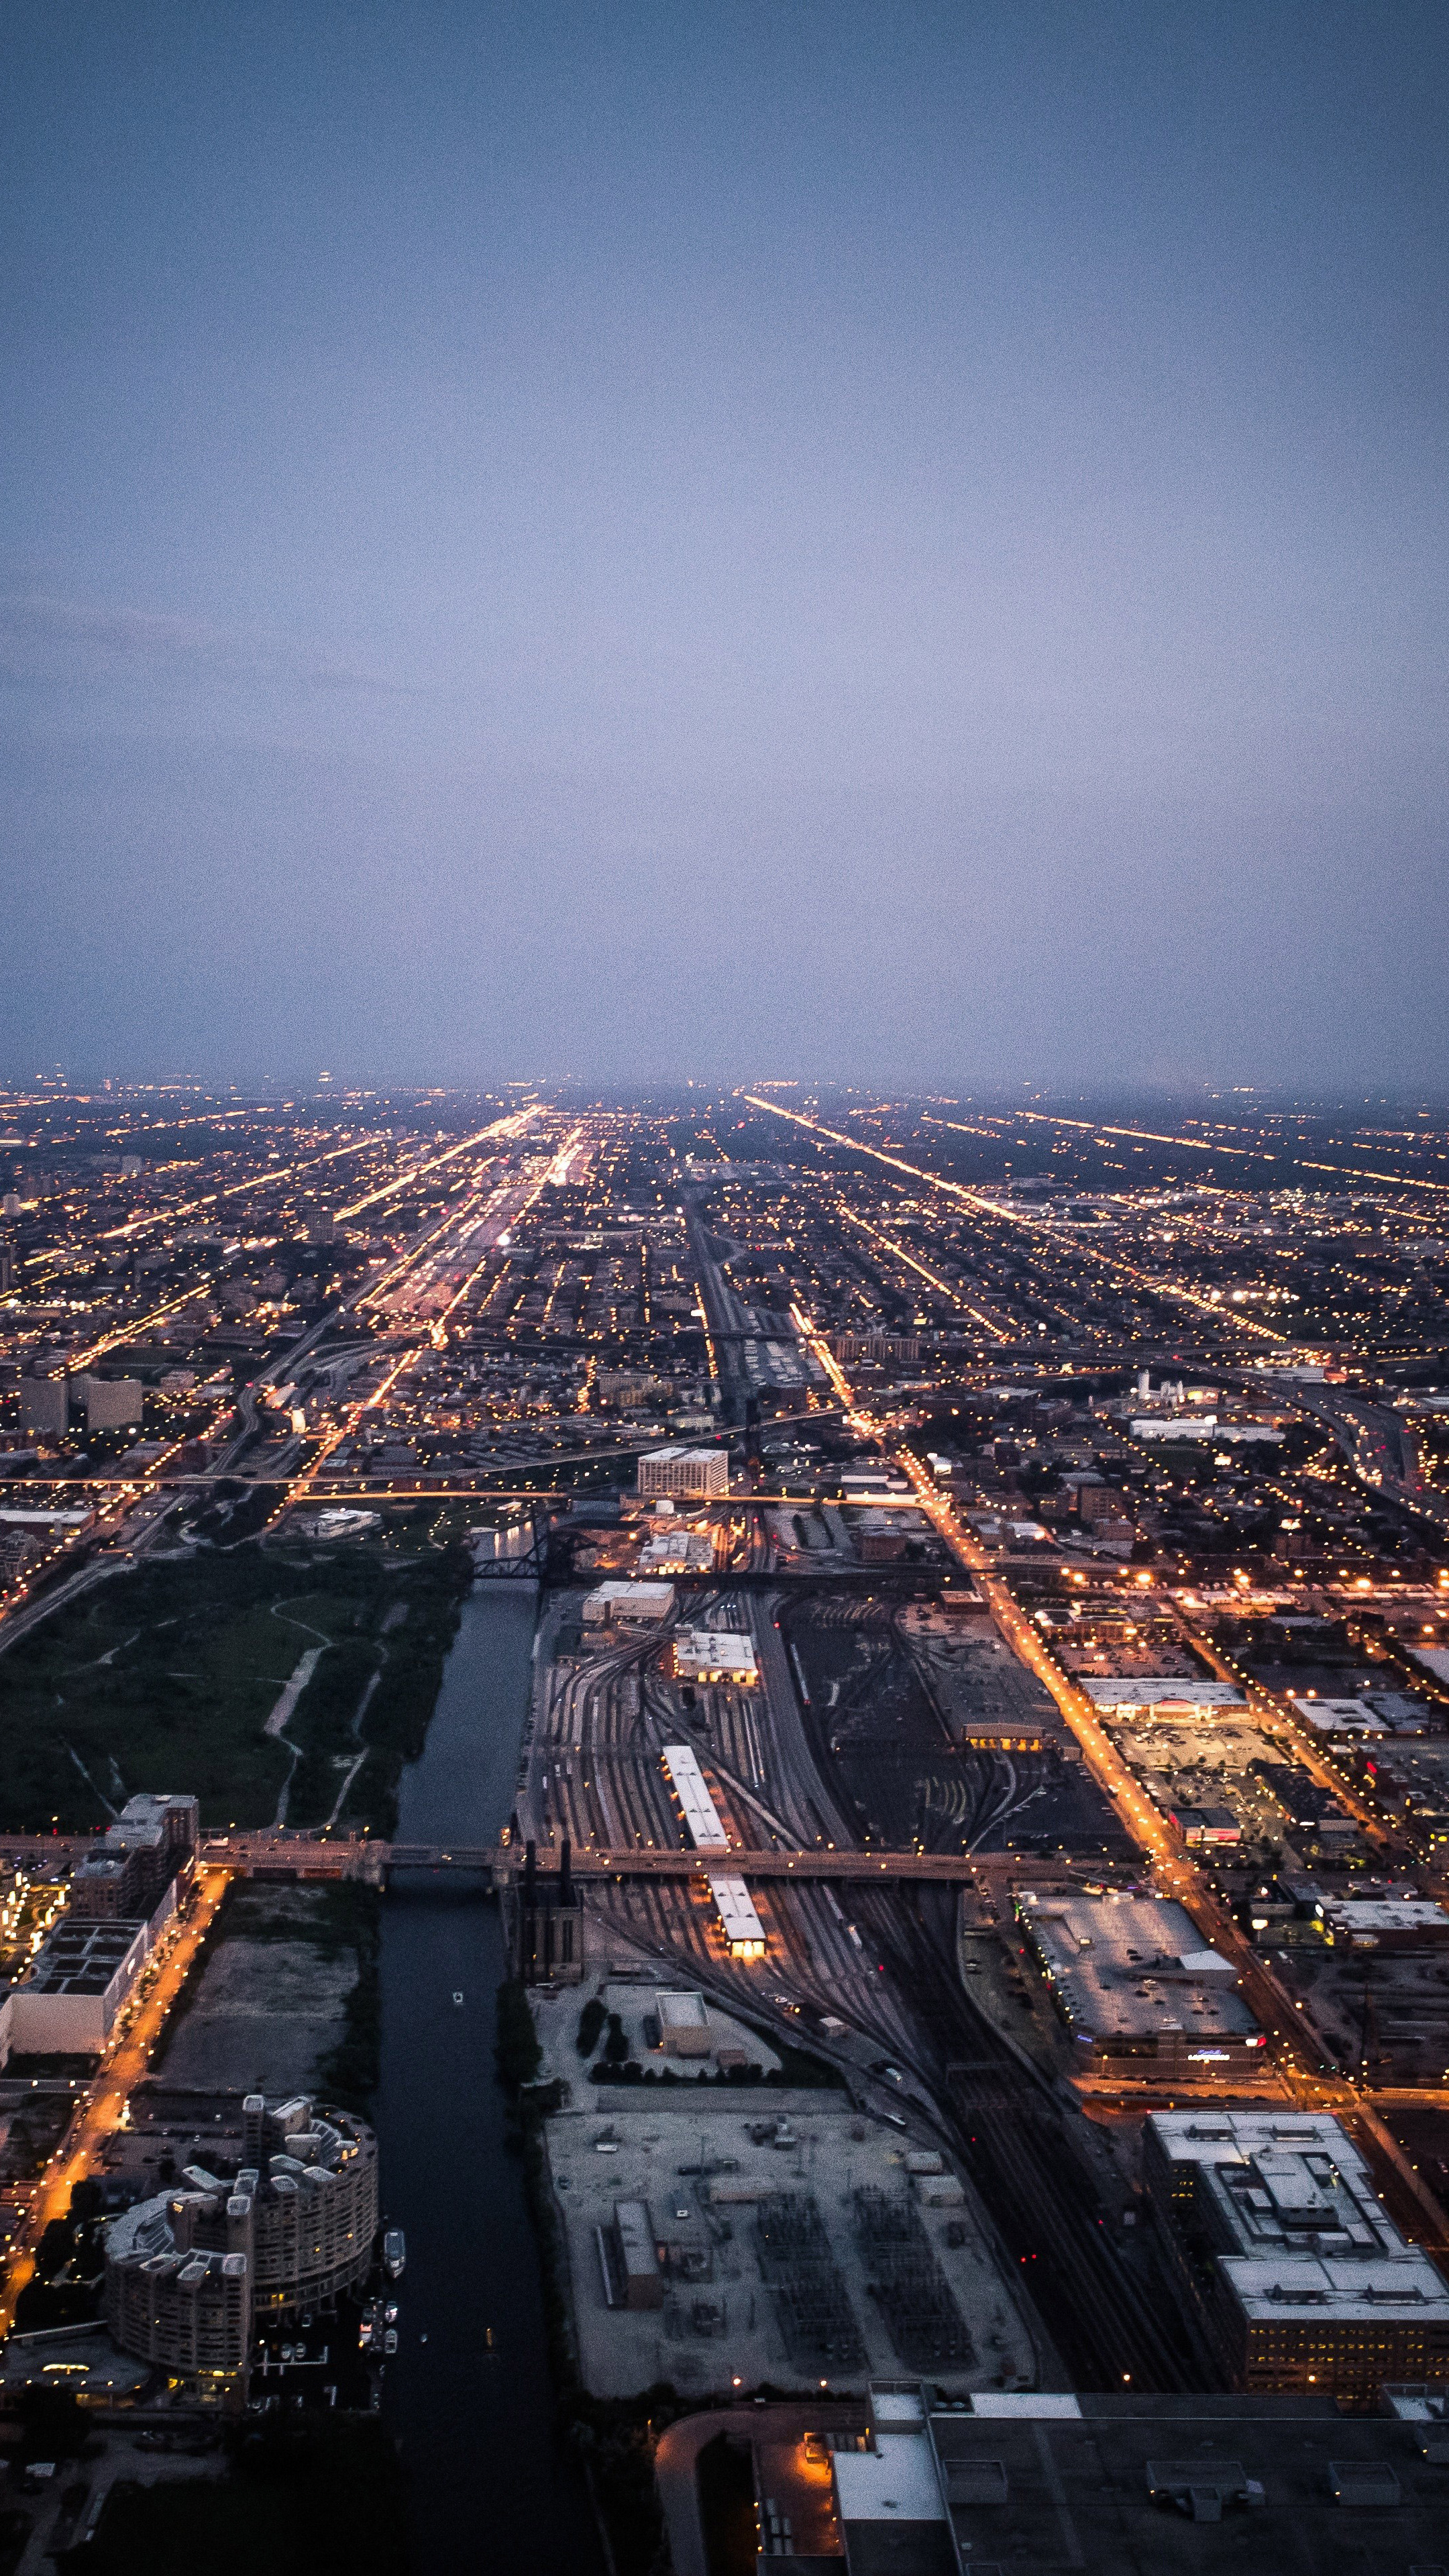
[[0, 1517, 474, 1836]]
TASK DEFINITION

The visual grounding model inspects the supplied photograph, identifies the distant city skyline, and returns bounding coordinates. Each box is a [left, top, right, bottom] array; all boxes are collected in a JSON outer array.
[[3, 2, 1446, 1089]]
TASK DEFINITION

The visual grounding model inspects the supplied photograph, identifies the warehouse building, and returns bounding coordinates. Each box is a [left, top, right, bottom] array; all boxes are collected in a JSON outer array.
[[636, 1527, 715, 1576], [828, 2381, 1449, 2575], [673, 1630, 759, 1687], [1017, 1894, 1267, 2081], [608, 2200, 663, 2310], [582, 1580, 676, 1627], [655, 1990, 712, 2057]]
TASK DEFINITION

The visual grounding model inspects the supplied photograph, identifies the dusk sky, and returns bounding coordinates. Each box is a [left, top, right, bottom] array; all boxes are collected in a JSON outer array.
[[3, 3, 1446, 1092]]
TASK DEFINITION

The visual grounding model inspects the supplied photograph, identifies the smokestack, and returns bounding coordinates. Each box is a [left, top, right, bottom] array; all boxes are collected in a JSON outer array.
[[523, 1838, 537, 1903], [559, 1836, 573, 1907]]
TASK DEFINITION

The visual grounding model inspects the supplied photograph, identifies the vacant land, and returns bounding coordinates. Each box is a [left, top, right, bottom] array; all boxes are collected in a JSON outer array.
[[0, 1521, 472, 1834], [155, 1881, 382, 2108]]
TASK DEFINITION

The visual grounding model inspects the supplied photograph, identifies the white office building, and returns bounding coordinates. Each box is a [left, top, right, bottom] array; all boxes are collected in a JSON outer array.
[[637, 1446, 729, 1501]]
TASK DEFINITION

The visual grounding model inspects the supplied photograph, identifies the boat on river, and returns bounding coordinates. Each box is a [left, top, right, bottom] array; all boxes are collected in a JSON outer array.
[[383, 2228, 407, 2280]]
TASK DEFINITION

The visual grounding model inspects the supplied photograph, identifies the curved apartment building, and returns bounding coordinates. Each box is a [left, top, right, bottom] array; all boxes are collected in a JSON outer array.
[[104, 2092, 378, 2390]]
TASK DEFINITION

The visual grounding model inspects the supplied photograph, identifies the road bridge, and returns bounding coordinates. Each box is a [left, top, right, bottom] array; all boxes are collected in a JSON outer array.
[[195, 1834, 985, 1886]]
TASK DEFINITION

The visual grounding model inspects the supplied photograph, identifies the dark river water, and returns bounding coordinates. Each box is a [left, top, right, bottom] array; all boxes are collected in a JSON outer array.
[[372, 1584, 603, 2573]]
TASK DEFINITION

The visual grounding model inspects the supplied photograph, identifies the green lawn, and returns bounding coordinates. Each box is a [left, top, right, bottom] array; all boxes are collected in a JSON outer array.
[[0, 1529, 472, 1835]]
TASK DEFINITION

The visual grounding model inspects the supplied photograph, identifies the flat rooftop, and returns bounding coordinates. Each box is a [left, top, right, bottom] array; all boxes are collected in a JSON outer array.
[[1222, 2247, 1449, 2327], [21, 1918, 148, 1993], [1020, 1894, 1259, 2044], [1081, 1676, 1246, 1709], [919, 2392, 1448, 2575], [1146, 2110, 1449, 2319]]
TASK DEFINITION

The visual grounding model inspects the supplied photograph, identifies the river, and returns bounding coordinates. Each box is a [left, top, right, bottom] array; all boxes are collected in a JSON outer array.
[[372, 1584, 604, 2573]]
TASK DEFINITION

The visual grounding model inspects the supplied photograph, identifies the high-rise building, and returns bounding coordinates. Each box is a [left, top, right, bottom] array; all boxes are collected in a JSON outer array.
[[637, 1444, 729, 1500], [19, 1373, 67, 1434], [72, 1373, 144, 1430]]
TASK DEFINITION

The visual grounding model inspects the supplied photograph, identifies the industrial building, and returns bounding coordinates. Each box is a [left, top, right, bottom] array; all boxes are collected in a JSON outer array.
[[673, 1629, 759, 1687], [104, 2092, 378, 2396], [1144, 2109, 1449, 2404], [1016, 1894, 1267, 2080], [1079, 1676, 1246, 1713], [582, 1580, 676, 1627], [1320, 1896, 1449, 1949], [829, 2381, 1449, 2576], [607, 2200, 663, 2310], [636, 1527, 715, 1576], [654, 1989, 712, 2057], [928, 1623, 1064, 1750], [637, 1444, 729, 1500], [849, 1504, 933, 1562]]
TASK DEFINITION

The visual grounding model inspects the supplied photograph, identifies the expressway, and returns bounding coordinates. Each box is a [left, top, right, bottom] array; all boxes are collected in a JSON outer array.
[[1281, 1379, 1449, 1539]]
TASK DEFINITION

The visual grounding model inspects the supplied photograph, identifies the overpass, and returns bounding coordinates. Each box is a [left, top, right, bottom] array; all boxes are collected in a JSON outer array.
[[0, 1828, 985, 1888], [195, 1835, 984, 1886]]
